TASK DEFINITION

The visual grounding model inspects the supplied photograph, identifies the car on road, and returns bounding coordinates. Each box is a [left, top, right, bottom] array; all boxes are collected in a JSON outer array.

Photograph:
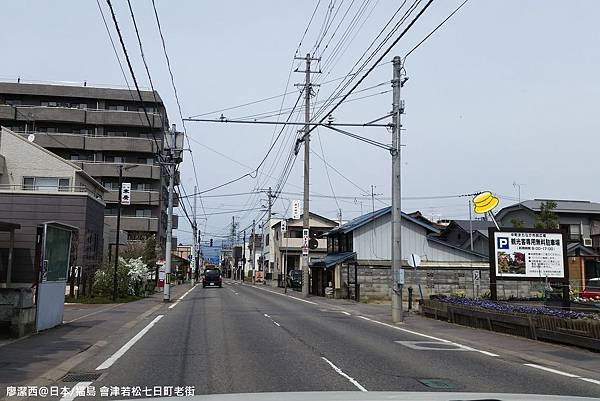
[[202, 268, 223, 288], [287, 269, 302, 289], [580, 278, 600, 299]]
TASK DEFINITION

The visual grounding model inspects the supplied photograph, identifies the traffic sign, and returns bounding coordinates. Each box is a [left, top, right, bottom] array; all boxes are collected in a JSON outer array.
[[281, 220, 287, 233], [292, 200, 301, 220], [407, 253, 421, 268]]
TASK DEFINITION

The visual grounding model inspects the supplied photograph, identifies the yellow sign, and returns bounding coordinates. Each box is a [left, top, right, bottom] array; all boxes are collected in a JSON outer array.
[[473, 191, 499, 214]]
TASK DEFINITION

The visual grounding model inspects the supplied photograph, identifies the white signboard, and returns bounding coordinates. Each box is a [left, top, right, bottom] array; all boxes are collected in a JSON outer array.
[[121, 182, 131, 205], [472, 270, 481, 283], [292, 200, 301, 220], [407, 253, 421, 268], [281, 220, 287, 233], [493, 231, 565, 278], [302, 228, 309, 255]]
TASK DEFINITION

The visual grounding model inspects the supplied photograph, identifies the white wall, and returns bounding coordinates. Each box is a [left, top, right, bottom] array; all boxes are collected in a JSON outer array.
[[353, 213, 483, 263]]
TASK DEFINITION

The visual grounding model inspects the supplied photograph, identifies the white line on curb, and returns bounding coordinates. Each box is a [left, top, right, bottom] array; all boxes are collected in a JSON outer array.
[[96, 315, 163, 370], [321, 357, 367, 392], [341, 311, 351, 316]]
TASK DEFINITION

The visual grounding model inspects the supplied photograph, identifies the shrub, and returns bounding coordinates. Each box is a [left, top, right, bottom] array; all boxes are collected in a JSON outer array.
[[93, 257, 151, 298]]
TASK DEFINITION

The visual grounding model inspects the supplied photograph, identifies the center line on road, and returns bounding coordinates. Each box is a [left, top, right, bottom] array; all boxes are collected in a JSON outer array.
[[96, 315, 163, 370], [59, 381, 93, 401], [579, 377, 600, 385], [321, 357, 367, 392], [340, 311, 351, 316], [523, 363, 580, 378]]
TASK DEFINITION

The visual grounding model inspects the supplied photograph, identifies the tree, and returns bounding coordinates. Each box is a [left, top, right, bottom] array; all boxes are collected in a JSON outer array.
[[534, 200, 559, 229], [510, 218, 525, 228], [142, 235, 157, 266]]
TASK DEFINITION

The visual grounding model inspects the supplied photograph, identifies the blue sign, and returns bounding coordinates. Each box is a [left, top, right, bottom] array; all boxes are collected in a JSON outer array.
[[497, 237, 509, 250]]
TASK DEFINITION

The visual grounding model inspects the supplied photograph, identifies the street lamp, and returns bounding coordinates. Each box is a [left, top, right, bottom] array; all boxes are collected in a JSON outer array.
[[113, 164, 137, 301]]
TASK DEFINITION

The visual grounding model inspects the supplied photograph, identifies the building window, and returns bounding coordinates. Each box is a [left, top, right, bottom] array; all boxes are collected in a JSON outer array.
[[22, 177, 70, 191], [265, 234, 270, 246], [135, 209, 152, 217]]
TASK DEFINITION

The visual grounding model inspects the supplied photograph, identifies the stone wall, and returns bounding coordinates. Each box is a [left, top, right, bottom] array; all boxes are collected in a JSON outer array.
[[338, 261, 551, 302], [0, 288, 36, 337]]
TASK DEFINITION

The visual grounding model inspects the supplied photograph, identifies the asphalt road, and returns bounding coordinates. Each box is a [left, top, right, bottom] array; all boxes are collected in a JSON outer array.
[[32, 280, 600, 400]]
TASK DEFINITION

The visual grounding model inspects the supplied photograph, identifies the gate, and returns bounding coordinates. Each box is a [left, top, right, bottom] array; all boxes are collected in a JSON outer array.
[[35, 222, 77, 331]]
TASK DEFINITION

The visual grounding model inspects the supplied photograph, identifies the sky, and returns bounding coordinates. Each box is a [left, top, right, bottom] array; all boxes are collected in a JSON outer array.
[[2, 1, 599, 244]]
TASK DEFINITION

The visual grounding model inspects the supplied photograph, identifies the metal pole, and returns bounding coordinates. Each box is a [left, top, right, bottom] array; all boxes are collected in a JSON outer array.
[[192, 185, 197, 285], [302, 53, 312, 298], [113, 164, 123, 301], [163, 129, 175, 302], [469, 199, 474, 251], [242, 230, 246, 282], [267, 187, 272, 275], [391, 56, 403, 323], [6, 229, 14, 286]]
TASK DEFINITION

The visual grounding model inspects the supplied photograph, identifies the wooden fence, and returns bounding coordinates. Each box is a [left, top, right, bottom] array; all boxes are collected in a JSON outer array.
[[421, 300, 600, 352]]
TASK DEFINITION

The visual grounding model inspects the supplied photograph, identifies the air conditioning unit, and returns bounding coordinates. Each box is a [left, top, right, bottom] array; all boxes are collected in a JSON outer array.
[[583, 237, 593, 247]]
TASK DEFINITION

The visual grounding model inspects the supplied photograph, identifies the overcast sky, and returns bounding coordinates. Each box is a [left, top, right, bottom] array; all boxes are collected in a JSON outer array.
[[3, 1, 599, 244]]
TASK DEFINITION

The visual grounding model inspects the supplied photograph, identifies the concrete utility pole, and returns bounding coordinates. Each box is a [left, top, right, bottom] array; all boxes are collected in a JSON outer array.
[[251, 219, 256, 273], [242, 230, 246, 282], [266, 186, 272, 274], [163, 127, 176, 302], [192, 185, 197, 284], [391, 56, 404, 323], [295, 53, 320, 298], [113, 164, 124, 301]]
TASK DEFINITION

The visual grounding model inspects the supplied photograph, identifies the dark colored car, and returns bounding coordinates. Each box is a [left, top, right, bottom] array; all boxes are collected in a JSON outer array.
[[203, 268, 223, 288], [287, 270, 302, 289]]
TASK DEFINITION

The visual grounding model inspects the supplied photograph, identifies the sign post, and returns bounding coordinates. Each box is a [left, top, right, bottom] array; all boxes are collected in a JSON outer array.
[[488, 228, 569, 307]]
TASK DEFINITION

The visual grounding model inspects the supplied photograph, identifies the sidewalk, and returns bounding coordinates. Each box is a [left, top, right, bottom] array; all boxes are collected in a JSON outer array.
[[0, 282, 194, 390], [239, 280, 600, 378]]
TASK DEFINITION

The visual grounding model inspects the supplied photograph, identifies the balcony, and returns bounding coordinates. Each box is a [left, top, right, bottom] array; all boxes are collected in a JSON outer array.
[[13, 132, 158, 154], [86, 109, 162, 128], [104, 216, 159, 232], [13, 105, 86, 124], [78, 162, 161, 180], [278, 237, 327, 252], [104, 190, 160, 205]]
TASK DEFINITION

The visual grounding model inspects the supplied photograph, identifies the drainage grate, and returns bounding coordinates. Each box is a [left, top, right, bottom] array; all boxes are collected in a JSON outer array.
[[61, 372, 102, 382], [417, 378, 458, 389]]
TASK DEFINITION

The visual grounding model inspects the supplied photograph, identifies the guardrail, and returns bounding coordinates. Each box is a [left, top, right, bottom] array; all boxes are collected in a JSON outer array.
[[421, 299, 600, 351]]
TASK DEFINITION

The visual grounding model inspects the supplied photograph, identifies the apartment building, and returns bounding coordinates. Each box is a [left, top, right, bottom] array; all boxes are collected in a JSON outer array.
[[0, 81, 180, 255]]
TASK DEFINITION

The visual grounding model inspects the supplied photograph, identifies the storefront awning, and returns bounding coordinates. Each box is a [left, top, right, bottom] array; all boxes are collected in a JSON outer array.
[[310, 252, 356, 269]]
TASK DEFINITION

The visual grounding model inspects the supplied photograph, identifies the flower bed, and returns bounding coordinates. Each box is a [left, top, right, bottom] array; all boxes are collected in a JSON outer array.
[[434, 296, 597, 320]]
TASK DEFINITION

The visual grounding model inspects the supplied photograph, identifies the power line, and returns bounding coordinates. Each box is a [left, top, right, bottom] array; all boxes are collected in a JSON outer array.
[[150, 0, 207, 226], [305, 0, 434, 139], [404, 0, 469, 60], [105, 0, 163, 158]]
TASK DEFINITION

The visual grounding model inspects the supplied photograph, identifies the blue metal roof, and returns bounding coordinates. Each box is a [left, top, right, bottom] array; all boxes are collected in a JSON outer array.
[[310, 252, 356, 268], [325, 206, 440, 236]]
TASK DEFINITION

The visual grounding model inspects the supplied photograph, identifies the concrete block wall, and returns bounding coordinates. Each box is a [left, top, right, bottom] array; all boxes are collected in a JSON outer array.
[[339, 264, 548, 302], [0, 288, 35, 338]]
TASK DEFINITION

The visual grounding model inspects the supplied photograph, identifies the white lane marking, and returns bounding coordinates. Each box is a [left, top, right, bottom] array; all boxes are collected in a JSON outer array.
[[264, 314, 271, 318], [178, 286, 195, 300], [273, 321, 281, 327], [579, 378, 600, 385], [59, 381, 93, 401], [523, 363, 580, 378], [252, 285, 318, 305], [340, 311, 351, 316], [168, 301, 180, 309], [64, 303, 123, 324], [321, 357, 367, 392], [356, 316, 499, 357], [96, 315, 163, 370]]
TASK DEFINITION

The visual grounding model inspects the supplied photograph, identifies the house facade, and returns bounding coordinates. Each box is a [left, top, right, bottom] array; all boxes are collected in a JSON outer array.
[[0, 127, 106, 287], [317, 207, 488, 301], [269, 213, 338, 286]]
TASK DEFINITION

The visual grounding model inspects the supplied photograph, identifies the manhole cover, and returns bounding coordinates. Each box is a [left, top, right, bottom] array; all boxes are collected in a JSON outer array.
[[417, 378, 458, 389], [62, 372, 102, 382]]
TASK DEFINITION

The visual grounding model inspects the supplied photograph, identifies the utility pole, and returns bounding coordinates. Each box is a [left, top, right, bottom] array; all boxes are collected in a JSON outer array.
[[242, 230, 246, 282], [266, 186, 272, 275], [112, 164, 123, 301], [251, 219, 256, 281], [192, 185, 197, 285], [469, 199, 474, 251], [295, 53, 320, 298], [163, 127, 177, 302], [391, 56, 404, 323]]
